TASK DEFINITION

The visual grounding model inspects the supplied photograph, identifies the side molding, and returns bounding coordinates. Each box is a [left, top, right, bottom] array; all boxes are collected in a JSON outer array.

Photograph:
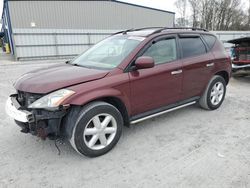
[[130, 101, 196, 124]]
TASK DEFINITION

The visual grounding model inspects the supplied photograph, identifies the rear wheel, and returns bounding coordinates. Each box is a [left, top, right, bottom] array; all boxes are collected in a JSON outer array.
[[199, 75, 226, 110], [70, 101, 123, 157]]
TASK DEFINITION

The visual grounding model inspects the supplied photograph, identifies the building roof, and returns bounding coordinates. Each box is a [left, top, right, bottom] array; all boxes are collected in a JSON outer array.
[[5, 0, 175, 14], [228, 37, 250, 44]]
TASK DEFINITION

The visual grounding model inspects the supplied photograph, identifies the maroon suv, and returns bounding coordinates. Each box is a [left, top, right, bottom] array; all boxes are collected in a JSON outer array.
[[6, 27, 231, 157]]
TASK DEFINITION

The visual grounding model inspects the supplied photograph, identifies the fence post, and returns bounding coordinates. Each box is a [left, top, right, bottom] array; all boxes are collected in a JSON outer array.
[[54, 32, 58, 56], [87, 33, 91, 47]]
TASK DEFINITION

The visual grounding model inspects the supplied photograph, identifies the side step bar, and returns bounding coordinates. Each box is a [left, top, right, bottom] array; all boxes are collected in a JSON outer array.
[[130, 101, 196, 124]]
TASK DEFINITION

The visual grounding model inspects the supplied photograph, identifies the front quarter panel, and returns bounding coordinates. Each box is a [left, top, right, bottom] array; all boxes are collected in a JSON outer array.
[[62, 71, 131, 115]]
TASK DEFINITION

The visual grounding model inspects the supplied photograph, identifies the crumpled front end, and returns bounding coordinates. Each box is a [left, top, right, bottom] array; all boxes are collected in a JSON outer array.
[[6, 91, 68, 139]]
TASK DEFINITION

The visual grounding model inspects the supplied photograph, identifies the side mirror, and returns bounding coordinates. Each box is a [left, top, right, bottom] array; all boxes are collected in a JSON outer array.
[[135, 56, 155, 69]]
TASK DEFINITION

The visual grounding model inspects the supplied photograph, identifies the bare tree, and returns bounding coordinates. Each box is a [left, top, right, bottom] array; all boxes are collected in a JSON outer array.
[[188, 0, 201, 27], [247, 0, 250, 29], [176, 0, 248, 30], [175, 0, 188, 26]]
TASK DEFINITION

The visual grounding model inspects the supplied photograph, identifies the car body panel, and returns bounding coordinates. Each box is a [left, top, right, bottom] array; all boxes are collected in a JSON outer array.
[[8, 28, 232, 141], [181, 53, 213, 100], [211, 40, 232, 75], [13, 30, 231, 118], [14, 64, 109, 94], [129, 60, 183, 115], [63, 69, 132, 115]]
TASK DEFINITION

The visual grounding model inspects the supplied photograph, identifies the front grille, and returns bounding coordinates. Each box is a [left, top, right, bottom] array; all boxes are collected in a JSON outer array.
[[17, 91, 43, 108]]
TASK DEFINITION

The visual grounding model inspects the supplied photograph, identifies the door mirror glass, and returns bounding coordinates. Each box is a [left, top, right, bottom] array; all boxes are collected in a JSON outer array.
[[135, 56, 155, 69]]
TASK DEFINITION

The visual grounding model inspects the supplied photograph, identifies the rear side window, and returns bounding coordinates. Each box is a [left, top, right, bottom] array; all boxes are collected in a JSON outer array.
[[179, 37, 206, 58], [202, 34, 216, 50]]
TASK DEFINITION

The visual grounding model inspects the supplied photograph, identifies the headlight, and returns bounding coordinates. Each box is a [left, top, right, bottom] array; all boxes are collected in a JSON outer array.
[[28, 89, 75, 109]]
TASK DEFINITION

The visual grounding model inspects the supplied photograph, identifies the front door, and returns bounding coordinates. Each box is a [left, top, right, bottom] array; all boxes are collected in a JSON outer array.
[[128, 36, 183, 116]]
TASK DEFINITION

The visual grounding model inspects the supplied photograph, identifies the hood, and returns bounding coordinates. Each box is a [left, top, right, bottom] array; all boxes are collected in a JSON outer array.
[[14, 63, 109, 94]]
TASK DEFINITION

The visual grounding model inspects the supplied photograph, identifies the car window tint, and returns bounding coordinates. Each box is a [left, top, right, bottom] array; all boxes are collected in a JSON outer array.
[[143, 38, 177, 65], [180, 37, 206, 58], [202, 34, 216, 50]]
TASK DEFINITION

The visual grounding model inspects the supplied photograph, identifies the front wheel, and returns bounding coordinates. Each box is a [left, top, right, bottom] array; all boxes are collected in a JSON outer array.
[[199, 75, 226, 110], [70, 101, 123, 157]]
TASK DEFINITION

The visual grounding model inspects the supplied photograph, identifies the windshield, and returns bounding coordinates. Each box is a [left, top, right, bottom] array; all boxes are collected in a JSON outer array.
[[70, 35, 144, 69]]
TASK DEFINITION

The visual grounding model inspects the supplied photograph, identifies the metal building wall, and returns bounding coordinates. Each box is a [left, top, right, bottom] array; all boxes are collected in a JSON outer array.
[[212, 31, 250, 47], [8, 1, 174, 29], [8, 0, 174, 60], [13, 28, 117, 60]]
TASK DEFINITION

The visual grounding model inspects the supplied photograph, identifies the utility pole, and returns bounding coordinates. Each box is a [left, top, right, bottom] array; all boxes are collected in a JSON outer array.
[[248, 0, 250, 28], [212, 5, 215, 30], [183, 0, 187, 26]]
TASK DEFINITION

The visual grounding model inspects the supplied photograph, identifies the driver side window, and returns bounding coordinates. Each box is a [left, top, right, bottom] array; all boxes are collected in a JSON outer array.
[[143, 38, 177, 65]]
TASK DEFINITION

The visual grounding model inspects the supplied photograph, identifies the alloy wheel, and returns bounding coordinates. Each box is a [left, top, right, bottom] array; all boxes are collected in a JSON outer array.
[[210, 82, 224, 105], [83, 113, 117, 150]]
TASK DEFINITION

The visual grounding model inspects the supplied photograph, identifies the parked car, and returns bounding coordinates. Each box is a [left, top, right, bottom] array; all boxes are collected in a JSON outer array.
[[6, 27, 231, 157], [228, 37, 250, 76]]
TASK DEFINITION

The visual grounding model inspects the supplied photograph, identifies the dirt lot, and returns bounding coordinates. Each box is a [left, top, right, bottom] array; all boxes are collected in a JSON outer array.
[[0, 61, 250, 188]]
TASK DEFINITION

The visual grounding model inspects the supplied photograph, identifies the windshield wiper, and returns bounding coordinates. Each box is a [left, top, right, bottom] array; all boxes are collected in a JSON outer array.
[[65, 60, 73, 64], [71, 63, 91, 69]]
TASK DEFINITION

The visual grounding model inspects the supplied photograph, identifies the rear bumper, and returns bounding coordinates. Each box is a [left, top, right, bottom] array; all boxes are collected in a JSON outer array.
[[232, 64, 250, 73], [5, 95, 67, 138], [232, 63, 250, 71]]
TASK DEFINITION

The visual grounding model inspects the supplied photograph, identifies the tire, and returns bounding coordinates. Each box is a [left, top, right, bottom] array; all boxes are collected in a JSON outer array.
[[69, 101, 123, 157], [199, 75, 226, 110]]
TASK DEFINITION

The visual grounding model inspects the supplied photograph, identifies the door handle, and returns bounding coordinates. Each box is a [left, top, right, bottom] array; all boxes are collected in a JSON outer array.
[[171, 69, 182, 75], [206, 62, 214, 67]]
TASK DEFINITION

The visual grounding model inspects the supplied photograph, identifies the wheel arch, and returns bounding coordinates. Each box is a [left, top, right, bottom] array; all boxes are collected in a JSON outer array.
[[215, 70, 230, 85], [93, 96, 130, 127], [62, 96, 130, 143]]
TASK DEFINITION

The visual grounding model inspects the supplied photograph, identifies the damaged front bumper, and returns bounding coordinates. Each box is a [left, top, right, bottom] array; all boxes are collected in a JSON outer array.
[[5, 94, 67, 139]]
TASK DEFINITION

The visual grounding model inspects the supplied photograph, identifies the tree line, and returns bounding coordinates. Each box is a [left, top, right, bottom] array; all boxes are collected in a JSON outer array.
[[175, 0, 250, 30]]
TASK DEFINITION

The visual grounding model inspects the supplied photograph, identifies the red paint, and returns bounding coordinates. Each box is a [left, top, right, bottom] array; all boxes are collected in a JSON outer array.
[[15, 64, 109, 93], [14, 30, 231, 118], [135, 56, 155, 69]]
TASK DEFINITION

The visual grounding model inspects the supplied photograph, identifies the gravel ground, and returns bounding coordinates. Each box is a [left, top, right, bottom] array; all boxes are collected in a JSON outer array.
[[0, 61, 250, 188]]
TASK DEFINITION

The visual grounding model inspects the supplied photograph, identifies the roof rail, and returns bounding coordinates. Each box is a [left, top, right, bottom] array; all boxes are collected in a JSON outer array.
[[150, 27, 208, 35], [169, 27, 208, 31], [112, 27, 165, 35], [112, 27, 208, 36], [112, 28, 134, 35]]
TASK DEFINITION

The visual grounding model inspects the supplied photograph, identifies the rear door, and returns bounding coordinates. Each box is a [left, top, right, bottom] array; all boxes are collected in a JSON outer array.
[[179, 34, 214, 100], [128, 35, 183, 116]]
